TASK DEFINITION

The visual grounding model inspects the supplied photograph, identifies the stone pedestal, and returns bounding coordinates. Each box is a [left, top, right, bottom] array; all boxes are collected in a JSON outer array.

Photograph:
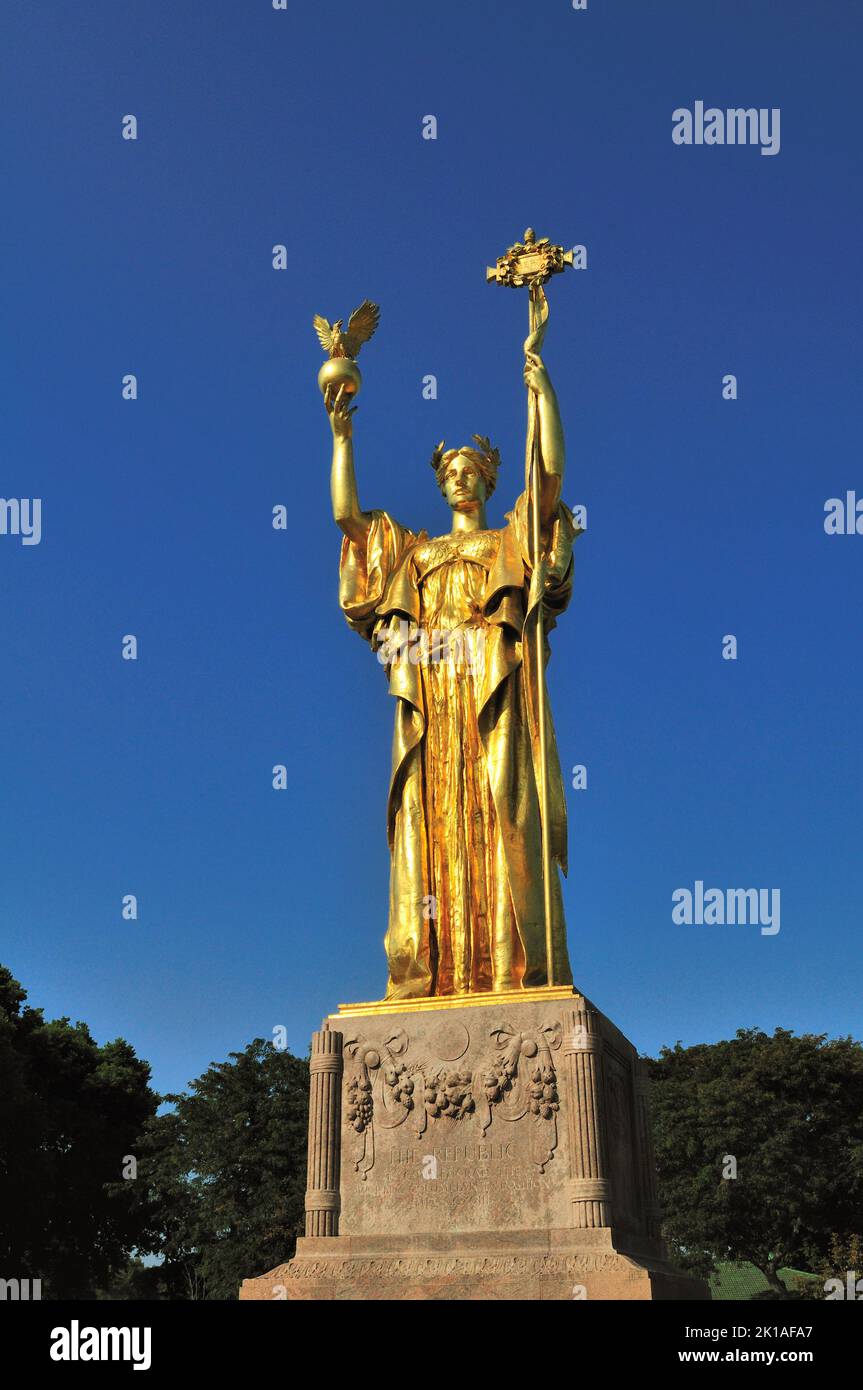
[[240, 987, 708, 1301]]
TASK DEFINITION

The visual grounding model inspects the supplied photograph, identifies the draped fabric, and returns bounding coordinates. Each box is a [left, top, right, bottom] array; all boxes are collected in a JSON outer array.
[[339, 491, 578, 999]]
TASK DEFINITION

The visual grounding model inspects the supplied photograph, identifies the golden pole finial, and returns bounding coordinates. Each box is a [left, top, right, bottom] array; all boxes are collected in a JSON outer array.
[[486, 229, 573, 987]]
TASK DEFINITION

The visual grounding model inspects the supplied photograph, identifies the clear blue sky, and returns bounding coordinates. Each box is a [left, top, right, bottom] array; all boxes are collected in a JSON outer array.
[[2, 1, 860, 1098]]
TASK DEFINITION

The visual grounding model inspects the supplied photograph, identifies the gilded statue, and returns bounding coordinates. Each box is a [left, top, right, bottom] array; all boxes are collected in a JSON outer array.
[[318, 231, 580, 1001]]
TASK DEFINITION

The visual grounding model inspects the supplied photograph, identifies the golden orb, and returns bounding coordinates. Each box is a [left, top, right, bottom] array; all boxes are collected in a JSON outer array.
[[317, 357, 362, 398]]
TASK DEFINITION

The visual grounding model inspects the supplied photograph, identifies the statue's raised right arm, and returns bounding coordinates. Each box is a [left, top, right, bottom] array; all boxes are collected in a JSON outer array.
[[326, 383, 371, 545]]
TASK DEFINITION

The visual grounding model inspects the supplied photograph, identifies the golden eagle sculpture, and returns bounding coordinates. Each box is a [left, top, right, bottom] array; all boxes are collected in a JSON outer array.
[[314, 299, 380, 399], [313, 300, 380, 360]]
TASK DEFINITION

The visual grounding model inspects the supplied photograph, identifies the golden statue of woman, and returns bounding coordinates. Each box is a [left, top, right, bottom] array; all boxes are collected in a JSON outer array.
[[327, 324, 578, 1002]]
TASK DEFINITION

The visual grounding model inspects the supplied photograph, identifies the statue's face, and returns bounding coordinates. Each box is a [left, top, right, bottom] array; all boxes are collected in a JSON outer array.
[[442, 453, 486, 511]]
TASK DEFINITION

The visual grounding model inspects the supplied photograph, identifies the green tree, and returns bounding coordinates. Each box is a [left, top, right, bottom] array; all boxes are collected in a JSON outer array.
[[783, 1233, 863, 1300], [0, 965, 158, 1298], [133, 1039, 309, 1299], [94, 1256, 178, 1301], [647, 1027, 863, 1292]]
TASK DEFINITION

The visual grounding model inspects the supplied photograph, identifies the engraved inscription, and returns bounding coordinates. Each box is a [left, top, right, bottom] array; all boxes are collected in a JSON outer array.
[[285, 1252, 628, 1280]]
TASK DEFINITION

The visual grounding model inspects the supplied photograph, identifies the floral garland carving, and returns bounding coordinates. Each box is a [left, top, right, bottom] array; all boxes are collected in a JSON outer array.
[[343, 1018, 562, 1177]]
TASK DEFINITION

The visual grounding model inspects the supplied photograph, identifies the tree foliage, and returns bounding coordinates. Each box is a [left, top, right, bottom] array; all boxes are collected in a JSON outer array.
[[0, 965, 158, 1298], [1, 964, 309, 1301], [647, 1027, 863, 1290], [132, 1039, 309, 1299]]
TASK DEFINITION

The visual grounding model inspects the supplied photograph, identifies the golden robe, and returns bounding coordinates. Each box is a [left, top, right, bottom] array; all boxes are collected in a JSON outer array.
[[339, 491, 577, 999]]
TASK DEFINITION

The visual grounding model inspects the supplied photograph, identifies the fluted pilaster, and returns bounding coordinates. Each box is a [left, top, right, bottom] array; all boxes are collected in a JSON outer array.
[[562, 1006, 612, 1228], [304, 1028, 343, 1237]]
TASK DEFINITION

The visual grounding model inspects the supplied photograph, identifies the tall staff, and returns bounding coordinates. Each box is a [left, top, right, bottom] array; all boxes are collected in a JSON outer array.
[[487, 229, 573, 986]]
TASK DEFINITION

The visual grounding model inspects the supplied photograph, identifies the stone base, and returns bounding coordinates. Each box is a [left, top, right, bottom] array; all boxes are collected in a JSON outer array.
[[240, 987, 709, 1301], [241, 1229, 708, 1301]]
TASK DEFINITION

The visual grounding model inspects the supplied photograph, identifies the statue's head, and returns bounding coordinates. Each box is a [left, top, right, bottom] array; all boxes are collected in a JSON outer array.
[[431, 436, 501, 511]]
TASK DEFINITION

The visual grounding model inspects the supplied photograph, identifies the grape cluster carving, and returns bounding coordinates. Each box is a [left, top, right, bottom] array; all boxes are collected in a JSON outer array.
[[423, 1068, 474, 1119], [528, 1063, 559, 1119], [483, 1058, 516, 1105], [384, 1061, 414, 1109], [346, 1074, 373, 1134]]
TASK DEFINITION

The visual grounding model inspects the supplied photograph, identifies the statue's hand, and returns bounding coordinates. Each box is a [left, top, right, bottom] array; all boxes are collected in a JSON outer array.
[[523, 350, 552, 398], [325, 383, 357, 440]]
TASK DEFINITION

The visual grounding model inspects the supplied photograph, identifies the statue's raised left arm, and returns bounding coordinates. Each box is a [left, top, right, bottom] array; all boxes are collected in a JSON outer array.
[[326, 383, 372, 546], [523, 349, 565, 529]]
